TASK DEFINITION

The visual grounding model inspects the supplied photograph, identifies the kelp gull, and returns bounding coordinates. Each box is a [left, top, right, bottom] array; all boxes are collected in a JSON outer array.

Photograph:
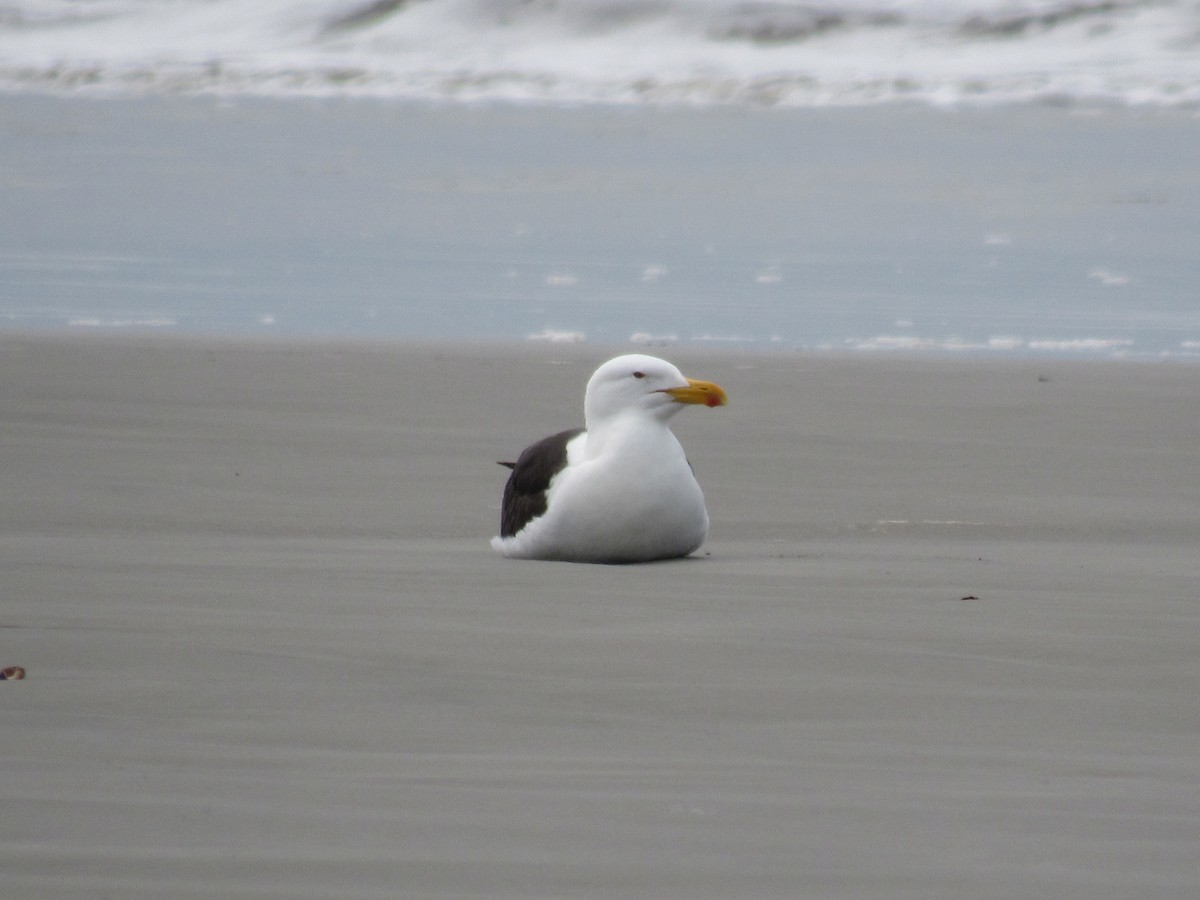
[[491, 354, 727, 563]]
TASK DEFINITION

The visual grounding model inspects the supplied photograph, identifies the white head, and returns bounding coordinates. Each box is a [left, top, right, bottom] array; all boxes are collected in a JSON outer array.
[[583, 354, 727, 430]]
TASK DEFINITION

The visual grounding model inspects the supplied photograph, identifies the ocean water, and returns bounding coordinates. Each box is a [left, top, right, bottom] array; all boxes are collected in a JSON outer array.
[[2, 0, 1199, 108], [3, 96, 1198, 357], [2, 5, 1199, 358]]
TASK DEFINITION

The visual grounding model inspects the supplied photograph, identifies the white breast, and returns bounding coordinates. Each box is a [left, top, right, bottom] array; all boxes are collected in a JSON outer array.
[[492, 422, 709, 563]]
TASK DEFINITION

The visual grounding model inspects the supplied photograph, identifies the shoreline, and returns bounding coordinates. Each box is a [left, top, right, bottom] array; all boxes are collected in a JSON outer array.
[[6, 326, 1200, 365]]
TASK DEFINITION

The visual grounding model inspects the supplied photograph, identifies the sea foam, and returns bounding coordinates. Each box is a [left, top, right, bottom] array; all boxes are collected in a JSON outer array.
[[1, 0, 1198, 107]]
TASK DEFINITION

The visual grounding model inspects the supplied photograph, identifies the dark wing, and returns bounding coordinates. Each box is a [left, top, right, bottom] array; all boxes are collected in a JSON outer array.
[[498, 428, 583, 537]]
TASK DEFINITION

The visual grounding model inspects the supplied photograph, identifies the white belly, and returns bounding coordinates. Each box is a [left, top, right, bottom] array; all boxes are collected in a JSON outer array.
[[492, 430, 710, 563]]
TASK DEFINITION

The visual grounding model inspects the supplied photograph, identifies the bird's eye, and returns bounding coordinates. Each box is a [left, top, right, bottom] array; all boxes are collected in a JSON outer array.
[[632, 371, 646, 379]]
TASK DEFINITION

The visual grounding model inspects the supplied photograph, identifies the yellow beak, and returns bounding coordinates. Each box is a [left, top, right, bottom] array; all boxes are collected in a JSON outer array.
[[662, 378, 728, 408]]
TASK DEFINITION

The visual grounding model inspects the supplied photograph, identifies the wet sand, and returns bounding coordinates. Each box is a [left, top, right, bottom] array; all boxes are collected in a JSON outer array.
[[2, 334, 1198, 898]]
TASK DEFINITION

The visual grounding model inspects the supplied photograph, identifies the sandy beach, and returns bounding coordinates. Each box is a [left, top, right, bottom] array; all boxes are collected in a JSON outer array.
[[2, 333, 1197, 898]]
